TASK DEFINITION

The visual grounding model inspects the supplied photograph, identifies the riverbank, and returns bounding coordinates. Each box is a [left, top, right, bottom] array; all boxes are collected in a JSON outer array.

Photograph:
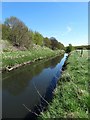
[[2, 46, 64, 72], [39, 50, 89, 119]]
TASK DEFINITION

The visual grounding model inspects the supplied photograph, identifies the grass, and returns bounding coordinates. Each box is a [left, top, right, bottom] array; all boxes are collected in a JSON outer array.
[[38, 50, 89, 119], [2, 46, 64, 70]]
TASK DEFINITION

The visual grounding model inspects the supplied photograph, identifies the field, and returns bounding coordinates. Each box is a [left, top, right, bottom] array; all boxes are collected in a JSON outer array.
[[39, 50, 89, 119]]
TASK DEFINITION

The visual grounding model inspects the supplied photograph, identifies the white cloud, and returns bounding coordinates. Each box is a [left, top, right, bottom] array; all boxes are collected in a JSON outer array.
[[60, 26, 72, 37], [67, 26, 72, 33]]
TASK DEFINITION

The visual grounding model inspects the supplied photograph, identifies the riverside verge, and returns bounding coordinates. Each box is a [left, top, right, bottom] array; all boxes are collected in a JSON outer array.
[[38, 50, 89, 119], [2, 45, 64, 72]]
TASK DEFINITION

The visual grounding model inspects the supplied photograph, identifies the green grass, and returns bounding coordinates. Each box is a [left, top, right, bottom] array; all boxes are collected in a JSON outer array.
[[38, 50, 89, 119], [2, 46, 64, 70]]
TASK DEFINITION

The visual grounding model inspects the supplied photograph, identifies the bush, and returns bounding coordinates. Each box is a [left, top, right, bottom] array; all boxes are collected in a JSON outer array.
[[65, 44, 73, 53]]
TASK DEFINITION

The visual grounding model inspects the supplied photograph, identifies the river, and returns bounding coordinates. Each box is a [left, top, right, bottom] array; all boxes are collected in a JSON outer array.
[[2, 53, 68, 119]]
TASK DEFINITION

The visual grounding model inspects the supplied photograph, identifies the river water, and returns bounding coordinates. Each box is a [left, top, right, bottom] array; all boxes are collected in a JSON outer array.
[[2, 53, 68, 119]]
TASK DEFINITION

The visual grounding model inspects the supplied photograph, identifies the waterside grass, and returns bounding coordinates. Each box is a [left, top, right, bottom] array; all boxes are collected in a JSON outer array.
[[2, 46, 64, 71], [38, 50, 89, 119]]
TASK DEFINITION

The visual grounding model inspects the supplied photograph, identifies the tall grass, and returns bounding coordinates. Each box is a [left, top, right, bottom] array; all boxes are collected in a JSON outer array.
[[2, 46, 64, 70], [38, 50, 89, 119]]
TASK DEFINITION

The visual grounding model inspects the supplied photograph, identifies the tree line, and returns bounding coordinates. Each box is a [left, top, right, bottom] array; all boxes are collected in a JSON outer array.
[[74, 45, 90, 50], [2, 16, 65, 50]]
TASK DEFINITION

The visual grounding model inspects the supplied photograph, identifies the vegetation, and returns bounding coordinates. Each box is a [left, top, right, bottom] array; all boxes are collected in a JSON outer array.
[[74, 45, 90, 50], [2, 17, 33, 49], [1, 16, 89, 119], [1, 16, 66, 71], [65, 44, 73, 53], [2, 16, 65, 50], [38, 50, 89, 119], [2, 45, 64, 70], [33, 31, 43, 46], [43, 37, 51, 48], [50, 37, 65, 50]]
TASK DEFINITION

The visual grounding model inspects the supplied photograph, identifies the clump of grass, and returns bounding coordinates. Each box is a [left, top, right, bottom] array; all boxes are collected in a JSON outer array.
[[60, 72, 71, 82], [38, 50, 89, 119]]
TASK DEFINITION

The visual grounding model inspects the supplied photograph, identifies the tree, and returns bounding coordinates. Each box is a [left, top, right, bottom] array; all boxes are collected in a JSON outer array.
[[2, 16, 65, 50], [2, 24, 11, 40], [56, 42, 65, 50], [33, 31, 43, 46], [65, 44, 73, 53], [50, 37, 59, 50], [4, 16, 32, 49], [43, 37, 51, 48]]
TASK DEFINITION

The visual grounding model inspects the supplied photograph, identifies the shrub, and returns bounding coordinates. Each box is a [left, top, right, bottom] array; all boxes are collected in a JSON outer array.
[[65, 44, 73, 53]]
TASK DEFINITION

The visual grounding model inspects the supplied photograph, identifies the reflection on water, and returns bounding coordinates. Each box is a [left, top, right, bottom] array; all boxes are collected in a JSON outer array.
[[2, 54, 67, 118]]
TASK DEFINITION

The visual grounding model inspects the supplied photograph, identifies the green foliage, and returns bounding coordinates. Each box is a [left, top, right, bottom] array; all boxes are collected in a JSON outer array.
[[3, 16, 33, 49], [2, 16, 65, 50], [43, 37, 51, 48], [57, 42, 65, 50], [33, 31, 43, 46], [50, 37, 64, 50], [2, 24, 11, 40], [50, 37, 58, 50], [65, 44, 73, 53]]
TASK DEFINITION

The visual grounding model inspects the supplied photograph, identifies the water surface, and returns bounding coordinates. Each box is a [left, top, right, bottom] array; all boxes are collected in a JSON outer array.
[[2, 54, 68, 118]]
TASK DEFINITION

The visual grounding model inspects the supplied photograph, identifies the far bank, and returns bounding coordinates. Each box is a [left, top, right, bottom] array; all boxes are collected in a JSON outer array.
[[2, 45, 65, 72]]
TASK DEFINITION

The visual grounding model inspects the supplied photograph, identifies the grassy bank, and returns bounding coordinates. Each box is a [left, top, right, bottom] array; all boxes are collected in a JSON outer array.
[[39, 50, 89, 119], [2, 45, 64, 71]]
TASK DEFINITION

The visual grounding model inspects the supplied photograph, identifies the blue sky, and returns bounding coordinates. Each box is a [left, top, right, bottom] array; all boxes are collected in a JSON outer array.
[[2, 2, 88, 46]]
